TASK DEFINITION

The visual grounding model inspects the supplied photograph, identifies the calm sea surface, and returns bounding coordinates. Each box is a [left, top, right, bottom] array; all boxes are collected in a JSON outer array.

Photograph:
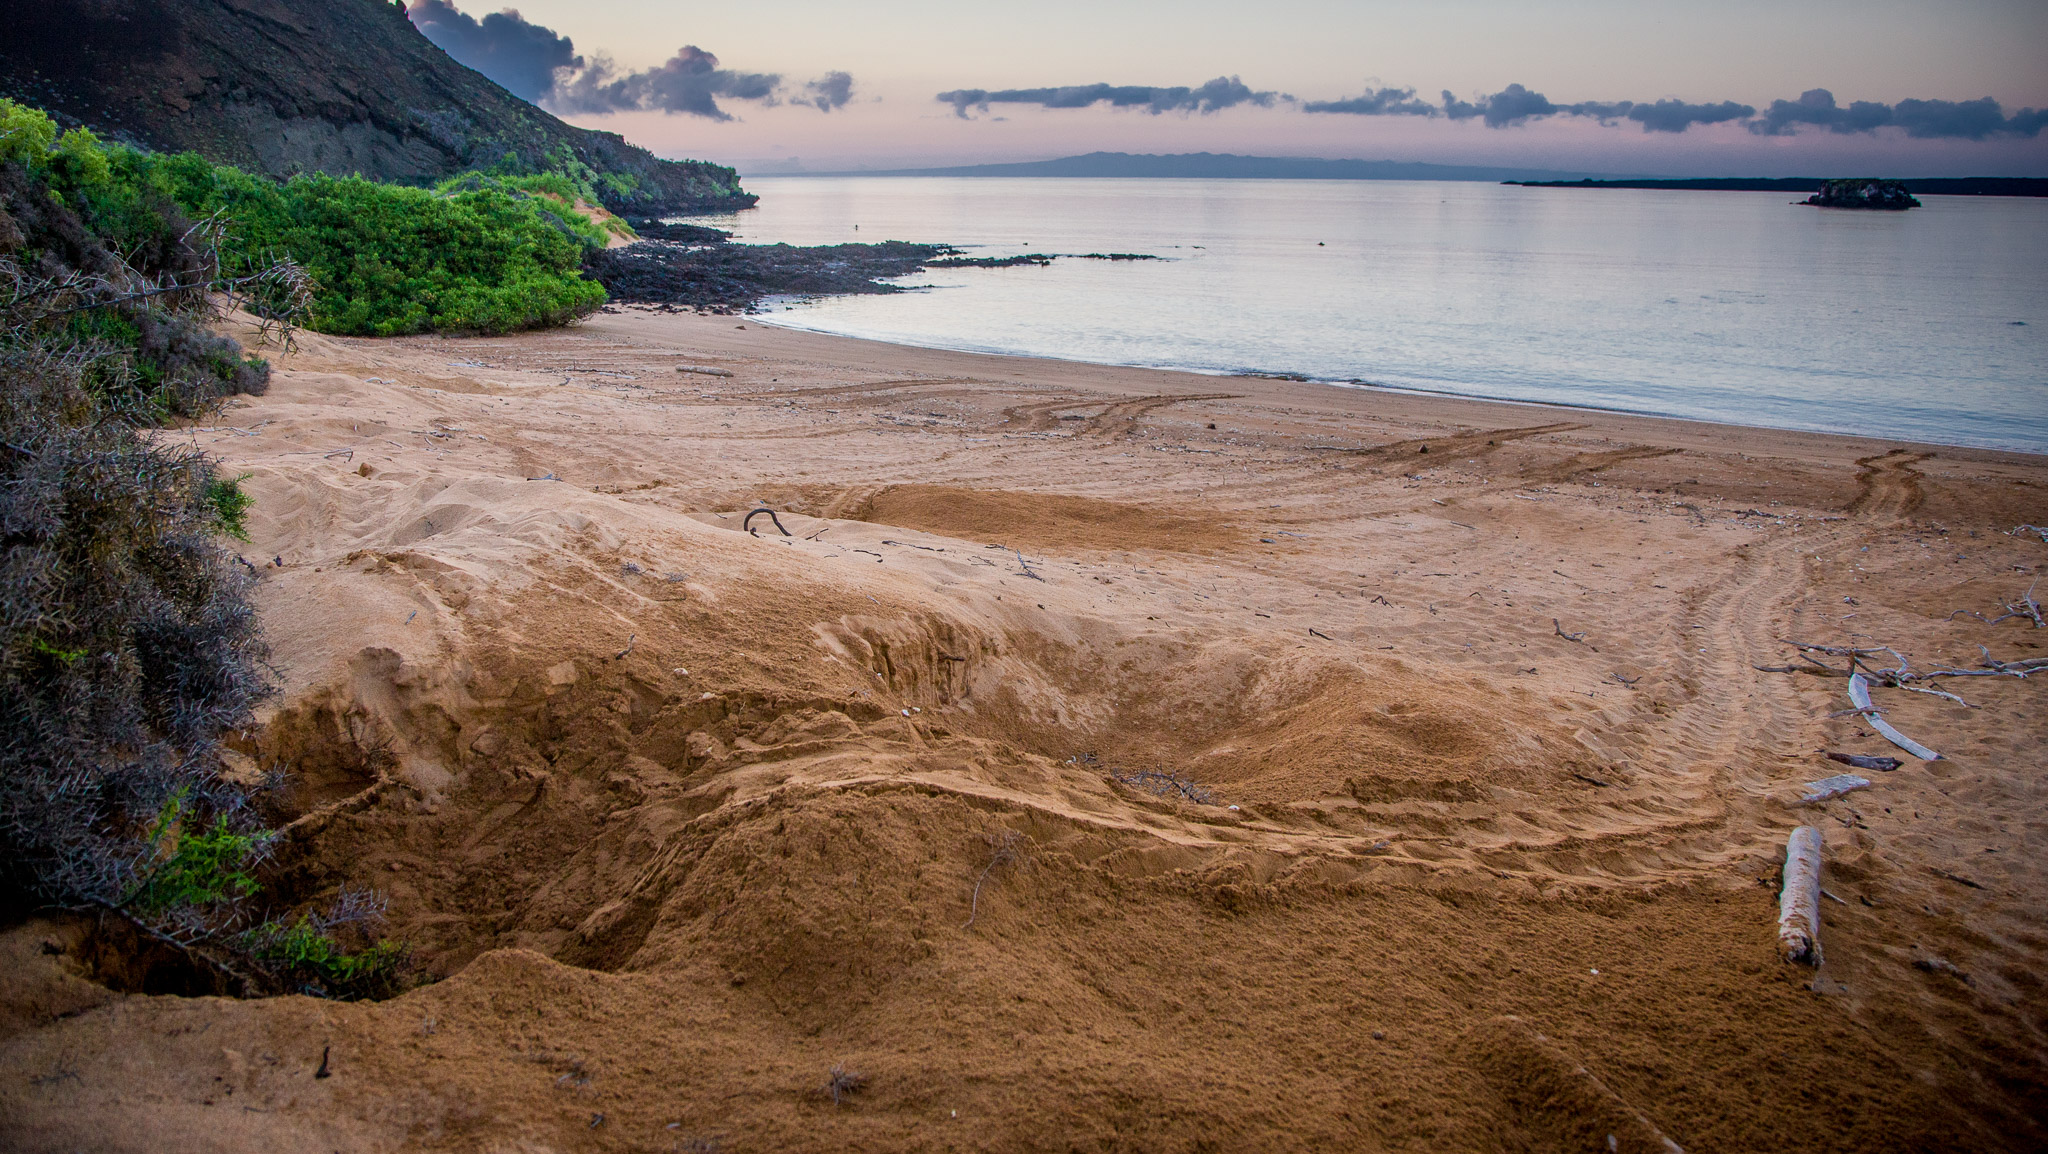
[[699, 177, 2048, 453]]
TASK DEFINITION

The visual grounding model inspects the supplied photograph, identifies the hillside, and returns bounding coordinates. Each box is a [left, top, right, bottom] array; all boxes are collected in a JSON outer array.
[[0, 0, 752, 216]]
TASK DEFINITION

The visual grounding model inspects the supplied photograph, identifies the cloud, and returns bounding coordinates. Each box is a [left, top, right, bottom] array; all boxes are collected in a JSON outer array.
[[1303, 80, 2040, 139], [1310, 83, 1639, 127], [407, 0, 579, 103], [937, 77, 1278, 118], [1751, 89, 1891, 136], [407, 1, 850, 120], [804, 71, 854, 112], [1626, 99, 1755, 133], [552, 46, 780, 120], [1301, 86, 1435, 117], [1441, 83, 1560, 128], [1750, 88, 2046, 139]]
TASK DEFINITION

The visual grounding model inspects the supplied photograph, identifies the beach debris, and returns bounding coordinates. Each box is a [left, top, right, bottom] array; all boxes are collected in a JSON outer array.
[[1309, 628, 1332, 640], [743, 507, 792, 537], [1826, 751, 1902, 772], [1760, 638, 2047, 683], [820, 1063, 867, 1105], [1949, 580, 2044, 628], [963, 830, 1025, 929], [1014, 549, 1045, 581], [1929, 866, 1984, 890], [613, 634, 634, 661], [1914, 956, 1971, 982], [1554, 618, 1587, 642], [1799, 774, 1871, 804], [1111, 769, 1216, 805], [674, 365, 734, 377], [1778, 826, 1824, 965], [1848, 673, 1941, 761]]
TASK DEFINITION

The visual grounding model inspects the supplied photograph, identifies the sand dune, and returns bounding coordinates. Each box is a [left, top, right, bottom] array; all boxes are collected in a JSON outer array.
[[2, 309, 2043, 1152]]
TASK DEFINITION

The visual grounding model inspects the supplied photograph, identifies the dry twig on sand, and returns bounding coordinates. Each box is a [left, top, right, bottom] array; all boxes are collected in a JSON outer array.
[[1112, 769, 1216, 805], [1553, 618, 1587, 642], [819, 1064, 866, 1105], [1827, 752, 1902, 772], [743, 507, 791, 537], [962, 831, 1025, 930]]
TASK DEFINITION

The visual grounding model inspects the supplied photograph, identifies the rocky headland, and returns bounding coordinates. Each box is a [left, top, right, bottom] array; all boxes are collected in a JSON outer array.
[[0, 0, 753, 216]]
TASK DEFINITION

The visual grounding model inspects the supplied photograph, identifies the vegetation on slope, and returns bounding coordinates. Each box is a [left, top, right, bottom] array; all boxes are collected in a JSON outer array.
[[0, 98, 403, 997], [0, 0, 753, 216]]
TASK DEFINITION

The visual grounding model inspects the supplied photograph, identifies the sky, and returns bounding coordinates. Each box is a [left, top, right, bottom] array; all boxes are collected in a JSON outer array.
[[405, 0, 2048, 177]]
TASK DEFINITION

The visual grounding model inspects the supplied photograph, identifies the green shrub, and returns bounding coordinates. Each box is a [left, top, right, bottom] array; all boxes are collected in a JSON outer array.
[[175, 168, 608, 335], [0, 98, 56, 165], [3, 98, 607, 338], [205, 473, 255, 541], [245, 912, 411, 1000], [126, 791, 266, 914]]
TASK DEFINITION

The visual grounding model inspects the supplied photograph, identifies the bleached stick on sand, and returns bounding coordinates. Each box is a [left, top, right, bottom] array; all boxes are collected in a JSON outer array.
[[1848, 672, 1941, 761], [1779, 826, 1824, 965]]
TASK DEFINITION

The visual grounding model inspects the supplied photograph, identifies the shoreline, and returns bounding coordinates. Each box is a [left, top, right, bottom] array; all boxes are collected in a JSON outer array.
[[679, 306, 2048, 464]]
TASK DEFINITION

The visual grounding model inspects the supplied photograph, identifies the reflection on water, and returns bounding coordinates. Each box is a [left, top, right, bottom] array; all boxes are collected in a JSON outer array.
[[699, 177, 2048, 453]]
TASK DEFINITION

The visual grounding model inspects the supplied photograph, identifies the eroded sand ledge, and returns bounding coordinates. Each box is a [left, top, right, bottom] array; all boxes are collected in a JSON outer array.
[[3, 309, 2043, 1152]]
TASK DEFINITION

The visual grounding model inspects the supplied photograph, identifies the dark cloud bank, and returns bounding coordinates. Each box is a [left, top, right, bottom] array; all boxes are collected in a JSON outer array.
[[406, 1, 851, 120], [937, 74, 2045, 141], [938, 77, 1276, 118], [1310, 82, 2044, 139]]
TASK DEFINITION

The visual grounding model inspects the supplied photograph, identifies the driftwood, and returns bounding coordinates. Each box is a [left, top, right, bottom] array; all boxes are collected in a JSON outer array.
[[1553, 618, 1587, 642], [1827, 752, 1902, 772], [1848, 673, 1941, 761], [1799, 774, 1870, 804], [743, 508, 792, 537], [1758, 640, 2047, 684], [1779, 826, 1824, 965]]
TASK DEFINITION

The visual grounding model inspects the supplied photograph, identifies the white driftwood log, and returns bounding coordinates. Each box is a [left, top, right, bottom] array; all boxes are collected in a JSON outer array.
[[1848, 672, 1942, 761], [1800, 774, 1871, 804], [1779, 826, 1824, 965]]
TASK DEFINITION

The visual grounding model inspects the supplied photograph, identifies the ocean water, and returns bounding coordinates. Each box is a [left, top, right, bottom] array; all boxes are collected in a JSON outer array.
[[699, 177, 2048, 453]]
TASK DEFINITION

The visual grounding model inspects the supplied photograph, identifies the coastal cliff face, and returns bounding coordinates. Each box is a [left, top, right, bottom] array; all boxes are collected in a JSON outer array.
[[0, 0, 754, 215]]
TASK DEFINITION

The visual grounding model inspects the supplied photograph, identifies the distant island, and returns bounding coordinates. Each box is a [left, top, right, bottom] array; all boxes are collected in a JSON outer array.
[[1508, 176, 2047, 198], [1803, 179, 1921, 210], [785, 152, 1630, 184]]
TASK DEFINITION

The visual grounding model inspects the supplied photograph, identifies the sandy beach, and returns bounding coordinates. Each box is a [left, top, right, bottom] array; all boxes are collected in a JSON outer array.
[[3, 307, 2044, 1151]]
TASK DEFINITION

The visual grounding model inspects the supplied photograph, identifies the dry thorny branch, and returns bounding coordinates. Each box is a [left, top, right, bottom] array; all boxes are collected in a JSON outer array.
[[1948, 580, 2044, 629], [2, 212, 314, 350], [820, 1064, 867, 1106], [1756, 639, 2048, 691], [962, 830, 1026, 929], [1112, 768, 1218, 805]]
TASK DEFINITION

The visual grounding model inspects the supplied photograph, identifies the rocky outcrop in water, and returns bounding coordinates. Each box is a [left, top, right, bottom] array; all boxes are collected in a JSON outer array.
[[587, 240, 956, 313], [1803, 179, 1921, 210], [0, 0, 753, 216]]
